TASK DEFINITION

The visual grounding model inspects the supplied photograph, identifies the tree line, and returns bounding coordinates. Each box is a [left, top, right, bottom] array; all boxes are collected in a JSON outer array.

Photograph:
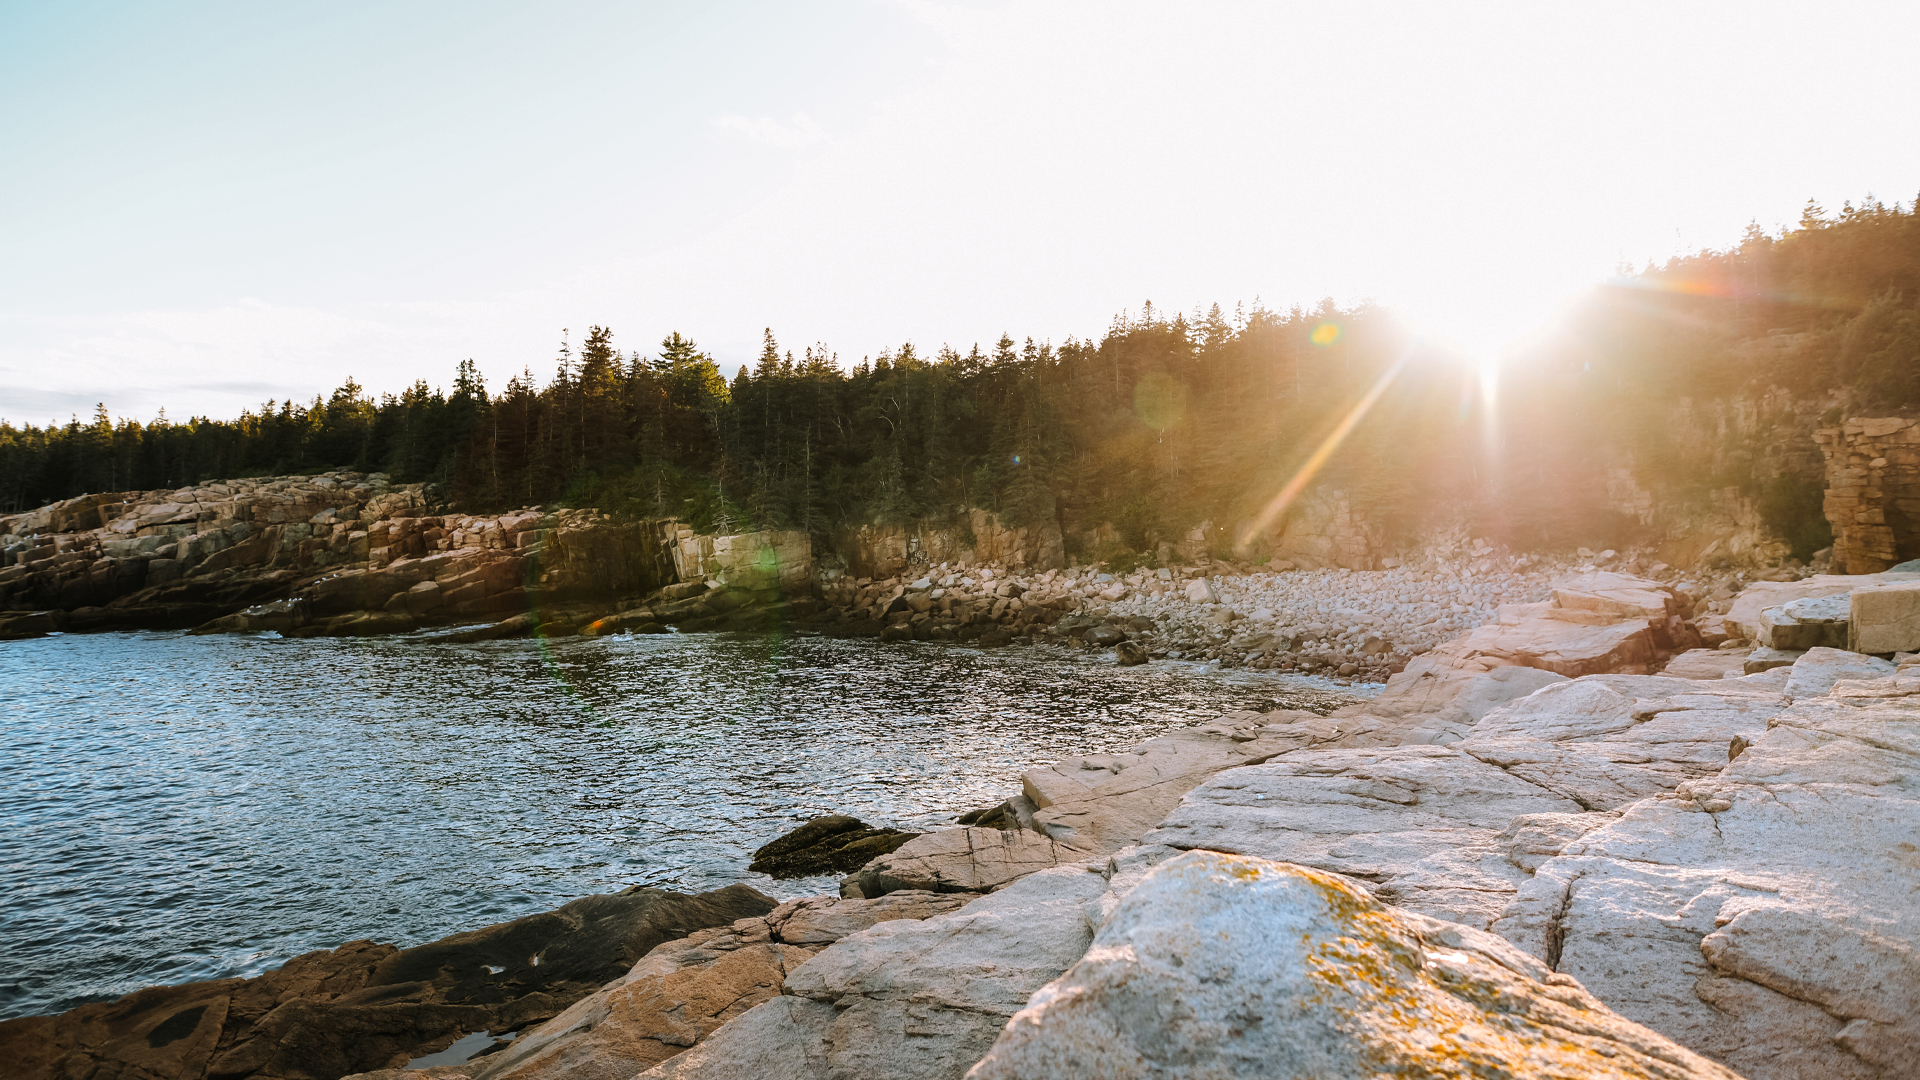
[[3, 194, 1917, 560]]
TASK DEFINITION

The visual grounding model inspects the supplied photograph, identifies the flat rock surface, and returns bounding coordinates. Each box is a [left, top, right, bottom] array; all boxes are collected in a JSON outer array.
[[965, 851, 1741, 1080], [1662, 648, 1753, 680], [1456, 674, 1787, 811], [1491, 676, 1920, 1080], [1018, 721, 1328, 853], [1146, 671, 1790, 930], [1143, 744, 1583, 927]]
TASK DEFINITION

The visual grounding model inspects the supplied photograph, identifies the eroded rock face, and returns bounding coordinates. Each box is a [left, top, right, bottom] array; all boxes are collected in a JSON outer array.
[[965, 851, 1741, 1080], [1492, 676, 1920, 1080], [0, 884, 775, 1080]]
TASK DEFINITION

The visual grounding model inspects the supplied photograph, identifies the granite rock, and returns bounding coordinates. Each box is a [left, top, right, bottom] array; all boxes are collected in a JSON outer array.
[[1491, 676, 1920, 1080], [965, 851, 1742, 1080]]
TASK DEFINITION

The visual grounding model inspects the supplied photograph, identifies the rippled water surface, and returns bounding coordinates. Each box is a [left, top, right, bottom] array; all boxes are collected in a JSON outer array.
[[1, 629, 1353, 1019]]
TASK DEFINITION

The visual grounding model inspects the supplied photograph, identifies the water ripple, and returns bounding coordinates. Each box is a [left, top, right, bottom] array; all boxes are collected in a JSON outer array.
[[0, 629, 1344, 1019]]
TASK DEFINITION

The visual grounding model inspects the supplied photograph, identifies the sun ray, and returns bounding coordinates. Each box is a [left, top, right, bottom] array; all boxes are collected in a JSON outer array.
[[1235, 348, 1413, 554]]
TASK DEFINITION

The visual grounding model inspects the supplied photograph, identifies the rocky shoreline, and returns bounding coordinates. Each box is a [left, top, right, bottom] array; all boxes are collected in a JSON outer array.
[[0, 471, 1821, 688], [7, 475, 1920, 1077]]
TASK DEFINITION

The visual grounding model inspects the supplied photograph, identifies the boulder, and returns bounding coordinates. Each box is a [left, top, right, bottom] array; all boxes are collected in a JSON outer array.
[[1723, 572, 1920, 644], [1778, 592, 1852, 648], [1551, 570, 1686, 623], [0, 885, 776, 1080], [0, 608, 67, 639], [965, 851, 1740, 1080], [1848, 581, 1920, 654], [468, 893, 969, 1080], [1113, 640, 1148, 665], [1183, 579, 1219, 604], [747, 816, 918, 878], [1492, 676, 1920, 1080]]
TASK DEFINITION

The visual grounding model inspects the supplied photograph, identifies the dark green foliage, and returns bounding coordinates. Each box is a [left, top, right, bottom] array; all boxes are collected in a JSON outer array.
[[5, 200, 1918, 565]]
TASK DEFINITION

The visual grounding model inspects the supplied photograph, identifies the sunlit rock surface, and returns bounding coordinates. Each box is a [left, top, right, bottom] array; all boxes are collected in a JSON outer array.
[[966, 852, 1740, 1080]]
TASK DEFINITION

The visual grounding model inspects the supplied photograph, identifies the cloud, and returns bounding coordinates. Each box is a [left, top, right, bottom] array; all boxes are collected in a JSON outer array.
[[712, 112, 825, 150]]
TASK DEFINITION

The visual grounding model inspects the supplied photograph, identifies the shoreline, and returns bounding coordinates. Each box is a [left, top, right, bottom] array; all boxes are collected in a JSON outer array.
[[9, 476, 1920, 1078]]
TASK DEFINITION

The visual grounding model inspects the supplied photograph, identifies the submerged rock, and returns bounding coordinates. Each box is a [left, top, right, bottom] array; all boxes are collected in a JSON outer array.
[[965, 851, 1741, 1079]]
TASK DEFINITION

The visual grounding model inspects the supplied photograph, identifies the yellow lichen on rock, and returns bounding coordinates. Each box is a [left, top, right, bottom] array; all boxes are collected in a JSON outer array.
[[965, 852, 1744, 1080]]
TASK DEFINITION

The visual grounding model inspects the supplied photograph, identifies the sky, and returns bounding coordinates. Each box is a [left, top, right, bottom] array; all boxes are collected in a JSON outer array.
[[3, 0, 1918, 424]]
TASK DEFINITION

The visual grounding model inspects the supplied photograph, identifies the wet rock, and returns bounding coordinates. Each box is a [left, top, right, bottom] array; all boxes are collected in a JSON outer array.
[[748, 816, 919, 878], [1113, 640, 1148, 665], [0, 608, 65, 639], [966, 851, 1740, 1080], [0, 885, 776, 1080]]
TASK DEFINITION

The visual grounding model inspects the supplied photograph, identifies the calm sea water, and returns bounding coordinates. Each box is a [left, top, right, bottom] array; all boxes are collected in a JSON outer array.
[[0, 629, 1354, 1020]]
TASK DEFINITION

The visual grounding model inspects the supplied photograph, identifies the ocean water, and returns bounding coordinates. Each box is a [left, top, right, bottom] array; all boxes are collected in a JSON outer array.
[[0, 629, 1354, 1020]]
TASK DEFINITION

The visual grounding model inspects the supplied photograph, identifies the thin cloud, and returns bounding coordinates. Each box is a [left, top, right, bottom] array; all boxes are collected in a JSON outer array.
[[712, 112, 825, 149]]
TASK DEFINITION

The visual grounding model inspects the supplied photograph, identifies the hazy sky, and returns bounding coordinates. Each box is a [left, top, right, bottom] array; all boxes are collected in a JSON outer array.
[[4, 0, 1917, 423]]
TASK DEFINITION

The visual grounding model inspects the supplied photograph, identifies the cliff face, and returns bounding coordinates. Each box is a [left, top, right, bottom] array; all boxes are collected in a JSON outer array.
[[0, 471, 813, 635], [832, 509, 1065, 580], [1817, 416, 1920, 573]]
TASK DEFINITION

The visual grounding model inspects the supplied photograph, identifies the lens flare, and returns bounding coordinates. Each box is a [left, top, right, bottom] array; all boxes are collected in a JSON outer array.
[[1235, 350, 1410, 553], [1309, 321, 1342, 347]]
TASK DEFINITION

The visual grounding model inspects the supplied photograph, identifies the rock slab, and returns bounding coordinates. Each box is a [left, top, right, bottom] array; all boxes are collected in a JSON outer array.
[[965, 851, 1741, 1079]]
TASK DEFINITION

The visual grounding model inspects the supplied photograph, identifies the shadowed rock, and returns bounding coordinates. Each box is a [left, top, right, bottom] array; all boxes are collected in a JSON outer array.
[[0, 884, 775, 1080], [747, 816, 919, 878]]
